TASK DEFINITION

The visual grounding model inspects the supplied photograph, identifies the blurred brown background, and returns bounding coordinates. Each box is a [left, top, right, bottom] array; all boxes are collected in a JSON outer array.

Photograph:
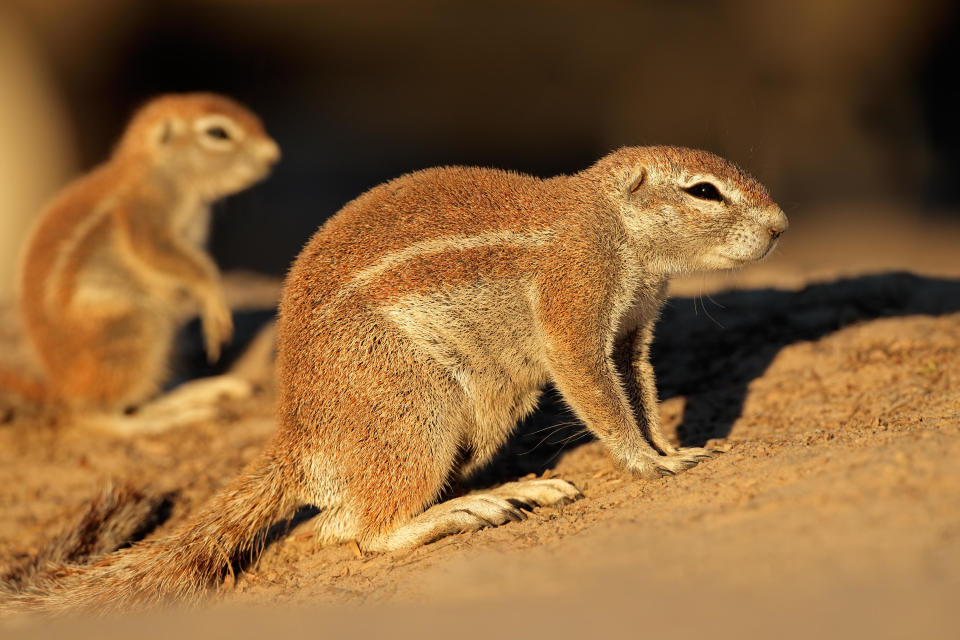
[[1, 0, 958, 296]]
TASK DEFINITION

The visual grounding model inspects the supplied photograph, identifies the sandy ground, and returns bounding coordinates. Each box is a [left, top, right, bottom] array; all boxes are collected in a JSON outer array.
[[0, 205, 958, 638]]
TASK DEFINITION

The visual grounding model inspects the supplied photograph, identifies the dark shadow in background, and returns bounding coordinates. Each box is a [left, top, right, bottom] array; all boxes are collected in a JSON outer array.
[[31, 0, 959, 284], [466, 272, 960, 488], [916, 4, 960, 206], [170, 309, 277, 386]]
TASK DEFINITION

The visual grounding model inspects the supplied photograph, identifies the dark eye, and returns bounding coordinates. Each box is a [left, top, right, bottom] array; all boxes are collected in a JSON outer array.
[[684, 182, 724, 202], [206, 126, 230, 140]]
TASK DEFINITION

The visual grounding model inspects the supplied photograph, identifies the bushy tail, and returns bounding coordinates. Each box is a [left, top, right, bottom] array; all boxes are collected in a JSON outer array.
[[1, 451, 299, 616], [1, 484, 171, 593]]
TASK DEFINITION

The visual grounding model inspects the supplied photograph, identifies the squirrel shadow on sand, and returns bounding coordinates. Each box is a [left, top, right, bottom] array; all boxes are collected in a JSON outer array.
[[468, 271, 960, 488]]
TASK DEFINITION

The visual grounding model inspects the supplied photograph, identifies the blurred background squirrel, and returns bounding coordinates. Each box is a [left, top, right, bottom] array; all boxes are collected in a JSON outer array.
[[0, 92, 279, 429]]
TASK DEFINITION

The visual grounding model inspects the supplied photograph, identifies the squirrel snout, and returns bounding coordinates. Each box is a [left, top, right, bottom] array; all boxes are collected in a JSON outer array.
[[258, 140, 282, 164]]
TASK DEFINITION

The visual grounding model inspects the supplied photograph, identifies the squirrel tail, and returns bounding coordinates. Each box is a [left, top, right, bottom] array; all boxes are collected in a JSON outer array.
[[1, 450, 299, 616], [2, 484, 172, 593]]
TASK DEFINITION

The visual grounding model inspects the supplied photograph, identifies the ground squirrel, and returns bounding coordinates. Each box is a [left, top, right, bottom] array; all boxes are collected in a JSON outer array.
[[0, 93, 280, 424], [3, 146, 786, 612]]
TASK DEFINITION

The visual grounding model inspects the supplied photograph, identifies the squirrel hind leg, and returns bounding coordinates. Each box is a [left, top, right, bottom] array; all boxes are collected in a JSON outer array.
[[361, 478, 583, 552], [39, 308, 173, 413]]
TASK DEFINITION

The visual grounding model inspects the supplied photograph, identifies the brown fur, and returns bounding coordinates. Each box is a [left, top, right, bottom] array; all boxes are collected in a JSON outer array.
[[1, 146, 786, 615], [2, 93, 279, 414]]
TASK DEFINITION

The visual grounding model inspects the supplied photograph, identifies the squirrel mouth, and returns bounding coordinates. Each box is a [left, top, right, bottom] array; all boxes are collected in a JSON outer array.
[[717, 243, 776, 266], [760, 238, 780, 260], [715, 251, 751, 266]]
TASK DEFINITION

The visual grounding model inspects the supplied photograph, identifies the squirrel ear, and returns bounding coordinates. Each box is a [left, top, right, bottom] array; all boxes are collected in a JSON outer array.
[[627, 168, 646, 194], [157, 120, 174, 145], [149, 119, 178, 148]]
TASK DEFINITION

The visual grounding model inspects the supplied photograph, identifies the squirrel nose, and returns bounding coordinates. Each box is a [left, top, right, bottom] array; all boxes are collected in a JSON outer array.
[[765, 208, 788, 240]]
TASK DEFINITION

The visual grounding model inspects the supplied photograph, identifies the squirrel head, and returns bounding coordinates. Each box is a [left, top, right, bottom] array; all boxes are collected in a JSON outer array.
[[114, 93, 281, 200], [589, 146, 788, 274]]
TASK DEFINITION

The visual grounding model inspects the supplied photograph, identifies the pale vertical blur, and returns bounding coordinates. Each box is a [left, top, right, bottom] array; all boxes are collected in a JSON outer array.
[[0, 7, 77, 299]]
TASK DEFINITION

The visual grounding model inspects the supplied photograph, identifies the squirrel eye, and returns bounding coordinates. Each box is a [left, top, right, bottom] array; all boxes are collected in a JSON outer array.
[[683, 182, 724, 202], [206, 126, 231, 140]]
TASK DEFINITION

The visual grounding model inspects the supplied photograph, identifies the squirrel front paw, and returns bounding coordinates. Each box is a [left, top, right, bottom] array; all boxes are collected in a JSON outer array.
[[201, 296, 234, 362]]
